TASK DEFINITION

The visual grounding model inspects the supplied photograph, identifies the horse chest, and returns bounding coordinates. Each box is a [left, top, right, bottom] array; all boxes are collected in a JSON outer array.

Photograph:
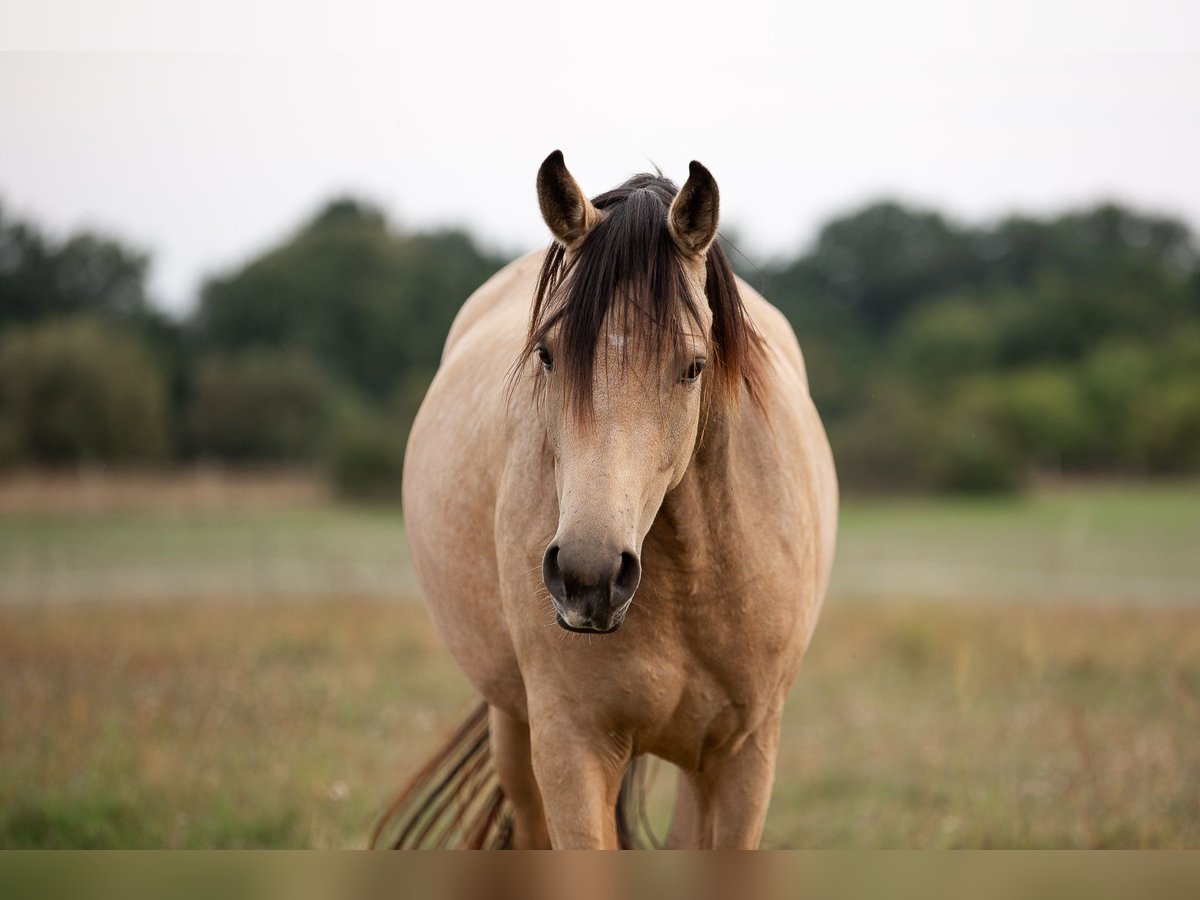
[[618, 577, 802, 765]]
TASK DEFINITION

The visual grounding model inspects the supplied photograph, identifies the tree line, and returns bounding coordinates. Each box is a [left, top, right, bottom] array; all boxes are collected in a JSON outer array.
[[1, 193, 1197, 496]]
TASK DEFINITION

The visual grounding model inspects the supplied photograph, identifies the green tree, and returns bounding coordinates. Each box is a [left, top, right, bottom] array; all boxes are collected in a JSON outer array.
[[892, 297, 1003, 388], [0, 317, 169, 465], [194, 198, 506, 402], [0, 203, 153, 329], [957, 368, 1096, 471], [752, 198, 1200, 491], [187, 350, 355, 462], [803, 202, 984, 334]]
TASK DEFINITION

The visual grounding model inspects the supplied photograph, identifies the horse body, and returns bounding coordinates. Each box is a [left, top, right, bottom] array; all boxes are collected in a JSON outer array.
[[397, 156, 836, 849]]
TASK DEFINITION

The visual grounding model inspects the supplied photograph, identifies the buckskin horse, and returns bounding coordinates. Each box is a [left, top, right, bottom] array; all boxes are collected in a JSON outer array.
[[372, 152, 837, 849]]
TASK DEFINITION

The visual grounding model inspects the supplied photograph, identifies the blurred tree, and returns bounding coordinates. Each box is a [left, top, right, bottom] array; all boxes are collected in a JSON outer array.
[[327, 416, 406, 501], [957, 368, 1096, 472], [892, 297, 1003, 388], [802, 202, 984, 334], [987, 204, 1198, 287], [827, 378, 1022, 494], [187, 350, 357, 462], [1130, 376, 1200, 473], [0, 203, 153, 328], [194, 198, 507, 402], [751, 198, 1200, 492], [0, 317, 169, 465], [5, 189, 1200, 493], [1079, 328, 1200, 474]]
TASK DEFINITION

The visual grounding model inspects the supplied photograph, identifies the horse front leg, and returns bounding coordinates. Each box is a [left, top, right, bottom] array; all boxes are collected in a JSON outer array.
[[698, 718, 782, 849], [664, 768, 702, 848], [489, 706, 551, 849], [528, 707, 631, 849]]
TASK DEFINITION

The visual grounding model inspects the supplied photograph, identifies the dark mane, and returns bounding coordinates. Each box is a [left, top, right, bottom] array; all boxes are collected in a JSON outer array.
[[517, 173, 768, 422]]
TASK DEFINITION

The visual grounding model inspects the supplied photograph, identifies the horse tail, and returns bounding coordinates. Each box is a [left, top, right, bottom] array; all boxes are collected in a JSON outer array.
[[369, 701, 512, 849], [616, 755, 661, 849], [370, 700, 661, 849]]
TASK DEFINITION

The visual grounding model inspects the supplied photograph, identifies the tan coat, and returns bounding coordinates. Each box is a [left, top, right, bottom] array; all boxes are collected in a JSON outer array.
[[401, 155, 837, 849]]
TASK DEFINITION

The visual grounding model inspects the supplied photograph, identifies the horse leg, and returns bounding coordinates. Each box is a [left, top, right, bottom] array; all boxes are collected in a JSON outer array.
[[699, 719, 782, 849], [663, 768, 703, 848], [489, 706, 551, 849], [528, 716, 630, 849]]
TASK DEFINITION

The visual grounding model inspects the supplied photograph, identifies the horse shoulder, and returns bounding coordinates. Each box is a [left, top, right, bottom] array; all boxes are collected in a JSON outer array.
[[715, 283, 838, 650], [402, 255, 547, 715], [734, 277, 810, 395]]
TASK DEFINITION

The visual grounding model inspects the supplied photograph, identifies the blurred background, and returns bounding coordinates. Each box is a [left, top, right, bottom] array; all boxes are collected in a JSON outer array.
[[1, 7, 1198, 848]]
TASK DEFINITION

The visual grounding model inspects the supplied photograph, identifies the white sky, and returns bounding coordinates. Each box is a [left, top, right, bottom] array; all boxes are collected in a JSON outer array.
[[2, 2, 1200, 315]]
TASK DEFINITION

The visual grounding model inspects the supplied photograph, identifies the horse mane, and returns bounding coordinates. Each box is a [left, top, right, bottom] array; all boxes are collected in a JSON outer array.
[[517, 173, 768, 423]]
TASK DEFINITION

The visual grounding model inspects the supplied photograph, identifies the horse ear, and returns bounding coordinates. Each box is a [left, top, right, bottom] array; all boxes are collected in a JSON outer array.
[[537, 150, 601, 250], [668, 160, 720, 258]]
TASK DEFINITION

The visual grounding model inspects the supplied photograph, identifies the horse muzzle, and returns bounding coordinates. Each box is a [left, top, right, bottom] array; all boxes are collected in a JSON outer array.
[[542, 542, 641, 634]]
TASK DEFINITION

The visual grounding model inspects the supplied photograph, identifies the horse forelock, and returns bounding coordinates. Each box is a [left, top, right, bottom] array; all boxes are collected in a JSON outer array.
[[514, 173, 768, 424]]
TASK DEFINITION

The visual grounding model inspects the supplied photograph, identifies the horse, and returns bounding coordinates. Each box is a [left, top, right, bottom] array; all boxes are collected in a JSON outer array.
[[372, 151, 837, 850]]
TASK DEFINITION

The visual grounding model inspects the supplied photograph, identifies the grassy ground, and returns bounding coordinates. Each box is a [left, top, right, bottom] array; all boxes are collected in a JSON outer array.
[[0, 506, 415, 603], [4, 481, 1197, 607], [832, 481, 1200, 606], [0, 598, 466, 848], [0, 480, 1197, 847]]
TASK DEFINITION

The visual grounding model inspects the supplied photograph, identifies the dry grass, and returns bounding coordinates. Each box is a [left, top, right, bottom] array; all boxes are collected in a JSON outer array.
[[773, 602, 1200, 848], [1, 596, 1196, 848], [4, 479, 1197, 606], [0, 467, 327, 515], [0, 597, 472, 848], [0, 477, 1196, 847]]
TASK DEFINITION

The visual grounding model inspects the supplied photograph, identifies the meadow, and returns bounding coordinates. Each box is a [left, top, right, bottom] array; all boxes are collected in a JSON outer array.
[[1, 477, 1197, 848]]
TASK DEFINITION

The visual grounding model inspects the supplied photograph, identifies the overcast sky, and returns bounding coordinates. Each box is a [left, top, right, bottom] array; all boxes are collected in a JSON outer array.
[[2, 3, 1199, 315]]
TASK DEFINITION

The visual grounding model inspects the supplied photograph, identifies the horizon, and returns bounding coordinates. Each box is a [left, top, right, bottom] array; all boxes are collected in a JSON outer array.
[[3, 38, 1199, 317], [9, 177, 1194, 321]]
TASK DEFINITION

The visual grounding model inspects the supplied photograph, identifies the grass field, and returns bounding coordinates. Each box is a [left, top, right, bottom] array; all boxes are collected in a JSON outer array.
[[1, 479, 1197, 847]]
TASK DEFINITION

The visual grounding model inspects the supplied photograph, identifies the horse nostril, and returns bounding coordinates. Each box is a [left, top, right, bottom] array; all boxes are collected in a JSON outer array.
[[541, 544, 565, 601], [612, 550, 641, 604]]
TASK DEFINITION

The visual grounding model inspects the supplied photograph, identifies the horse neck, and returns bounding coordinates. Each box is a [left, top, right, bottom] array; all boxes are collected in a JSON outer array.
[[651, 401, 741, 574]]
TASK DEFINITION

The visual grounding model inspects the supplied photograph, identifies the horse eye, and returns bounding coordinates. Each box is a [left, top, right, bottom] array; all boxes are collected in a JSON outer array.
[[682, 359, 706, 383], [535, 345, 553, 372]]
